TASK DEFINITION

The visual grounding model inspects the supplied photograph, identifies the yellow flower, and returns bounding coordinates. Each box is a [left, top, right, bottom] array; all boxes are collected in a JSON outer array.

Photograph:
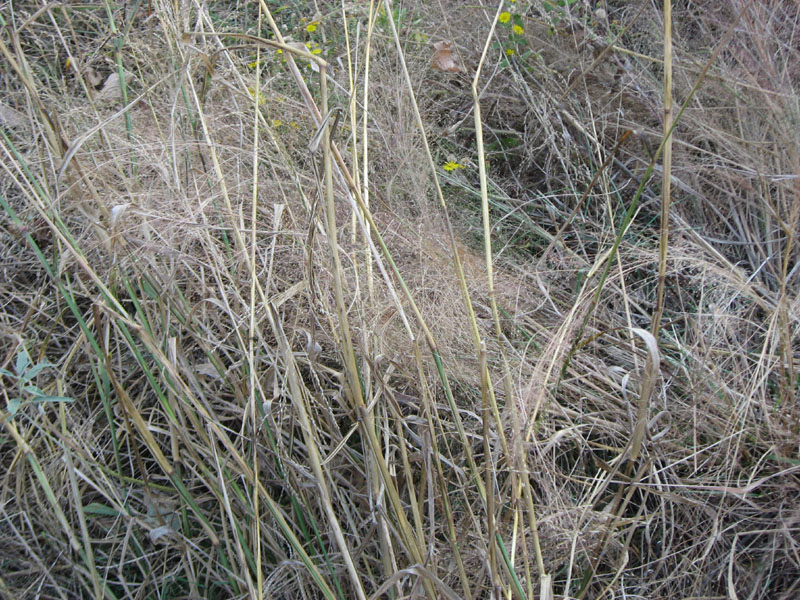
[[248, 60, 260, 69], [498, 12, 511, 24], [306, 22, 318, 33], [310, 47, 322, 55], [247, 87, 266, 105], [272, 119, 283, 127], [443, 161, 464, 171], [513, 24, 524, 35], [505, 48, 515, 56]]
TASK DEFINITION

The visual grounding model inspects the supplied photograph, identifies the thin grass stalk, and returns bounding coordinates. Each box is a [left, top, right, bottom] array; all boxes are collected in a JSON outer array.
[[472, 0, 516, 463], [318, 60, 370, 600], [342, 2, 362, 267], [576, 459, 651, 599], [474, 6, 513, 365], [472, 3, 544, 589], [777, 168, 798, 422], [362, 0, 377, 309], [249, 6, 264, 597], [427, 432, 475, 600], [507, 483, 532, 600], [480, 343, 500, 596], [340, 3, 394, 587], [651, 0, 673, 338], [494, 533, 528, 600], [363, 10, 398, 587]]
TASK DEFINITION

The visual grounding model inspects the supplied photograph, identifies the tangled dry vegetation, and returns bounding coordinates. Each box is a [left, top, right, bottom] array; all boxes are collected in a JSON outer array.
[[1, 1, 798, 598]]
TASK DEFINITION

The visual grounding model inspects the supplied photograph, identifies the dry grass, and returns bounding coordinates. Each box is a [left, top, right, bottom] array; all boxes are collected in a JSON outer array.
[[1, 0, 798, 598]]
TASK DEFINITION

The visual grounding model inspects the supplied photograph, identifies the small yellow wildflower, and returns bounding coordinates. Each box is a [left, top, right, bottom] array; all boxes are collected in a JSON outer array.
[[272, 119, 283, 128], [512, 24, 524, 35], [247, 87, 267, 105], [505, 48, 515, 56], [443, 161, 464, 171], [498, 12, 511, 24], [248, 60, 260, 69], [304, 41, 323, 55], [306, 22, 318, 33]]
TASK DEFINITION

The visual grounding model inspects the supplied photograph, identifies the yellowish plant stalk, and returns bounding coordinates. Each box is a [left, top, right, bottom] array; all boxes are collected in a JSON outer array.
[[248, 6, 263, 598], [472, 2, 542, 593], [652, 0, 673, 338]]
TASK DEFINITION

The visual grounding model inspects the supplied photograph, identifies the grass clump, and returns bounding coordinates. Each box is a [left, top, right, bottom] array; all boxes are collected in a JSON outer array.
[[1, 1, 798, 598]]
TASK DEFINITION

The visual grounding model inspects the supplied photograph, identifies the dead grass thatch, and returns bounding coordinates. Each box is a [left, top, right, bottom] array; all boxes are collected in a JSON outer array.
[[1, 1, 798, 598]]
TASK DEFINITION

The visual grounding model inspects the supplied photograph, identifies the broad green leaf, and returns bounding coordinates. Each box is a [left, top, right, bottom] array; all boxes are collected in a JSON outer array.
[[84, 503, 121, 516], [22, 385, 46, 397], [31, 395, 74, 404], [19, 361, 53, 384], [15, 350, 30, 375]]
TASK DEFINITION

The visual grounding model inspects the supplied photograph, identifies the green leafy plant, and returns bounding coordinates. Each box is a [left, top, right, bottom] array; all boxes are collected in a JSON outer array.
[[496, 9, 533, 65], [1, 347, 73, 419], [543, 0, 578, 23]]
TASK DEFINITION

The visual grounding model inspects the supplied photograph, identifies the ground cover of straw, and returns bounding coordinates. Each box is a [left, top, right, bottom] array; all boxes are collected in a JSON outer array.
[[1, 1, 798, 599]]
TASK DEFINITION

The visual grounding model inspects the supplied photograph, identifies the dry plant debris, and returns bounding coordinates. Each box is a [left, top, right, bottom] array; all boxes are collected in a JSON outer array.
[[0, 1, 798, 599]]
